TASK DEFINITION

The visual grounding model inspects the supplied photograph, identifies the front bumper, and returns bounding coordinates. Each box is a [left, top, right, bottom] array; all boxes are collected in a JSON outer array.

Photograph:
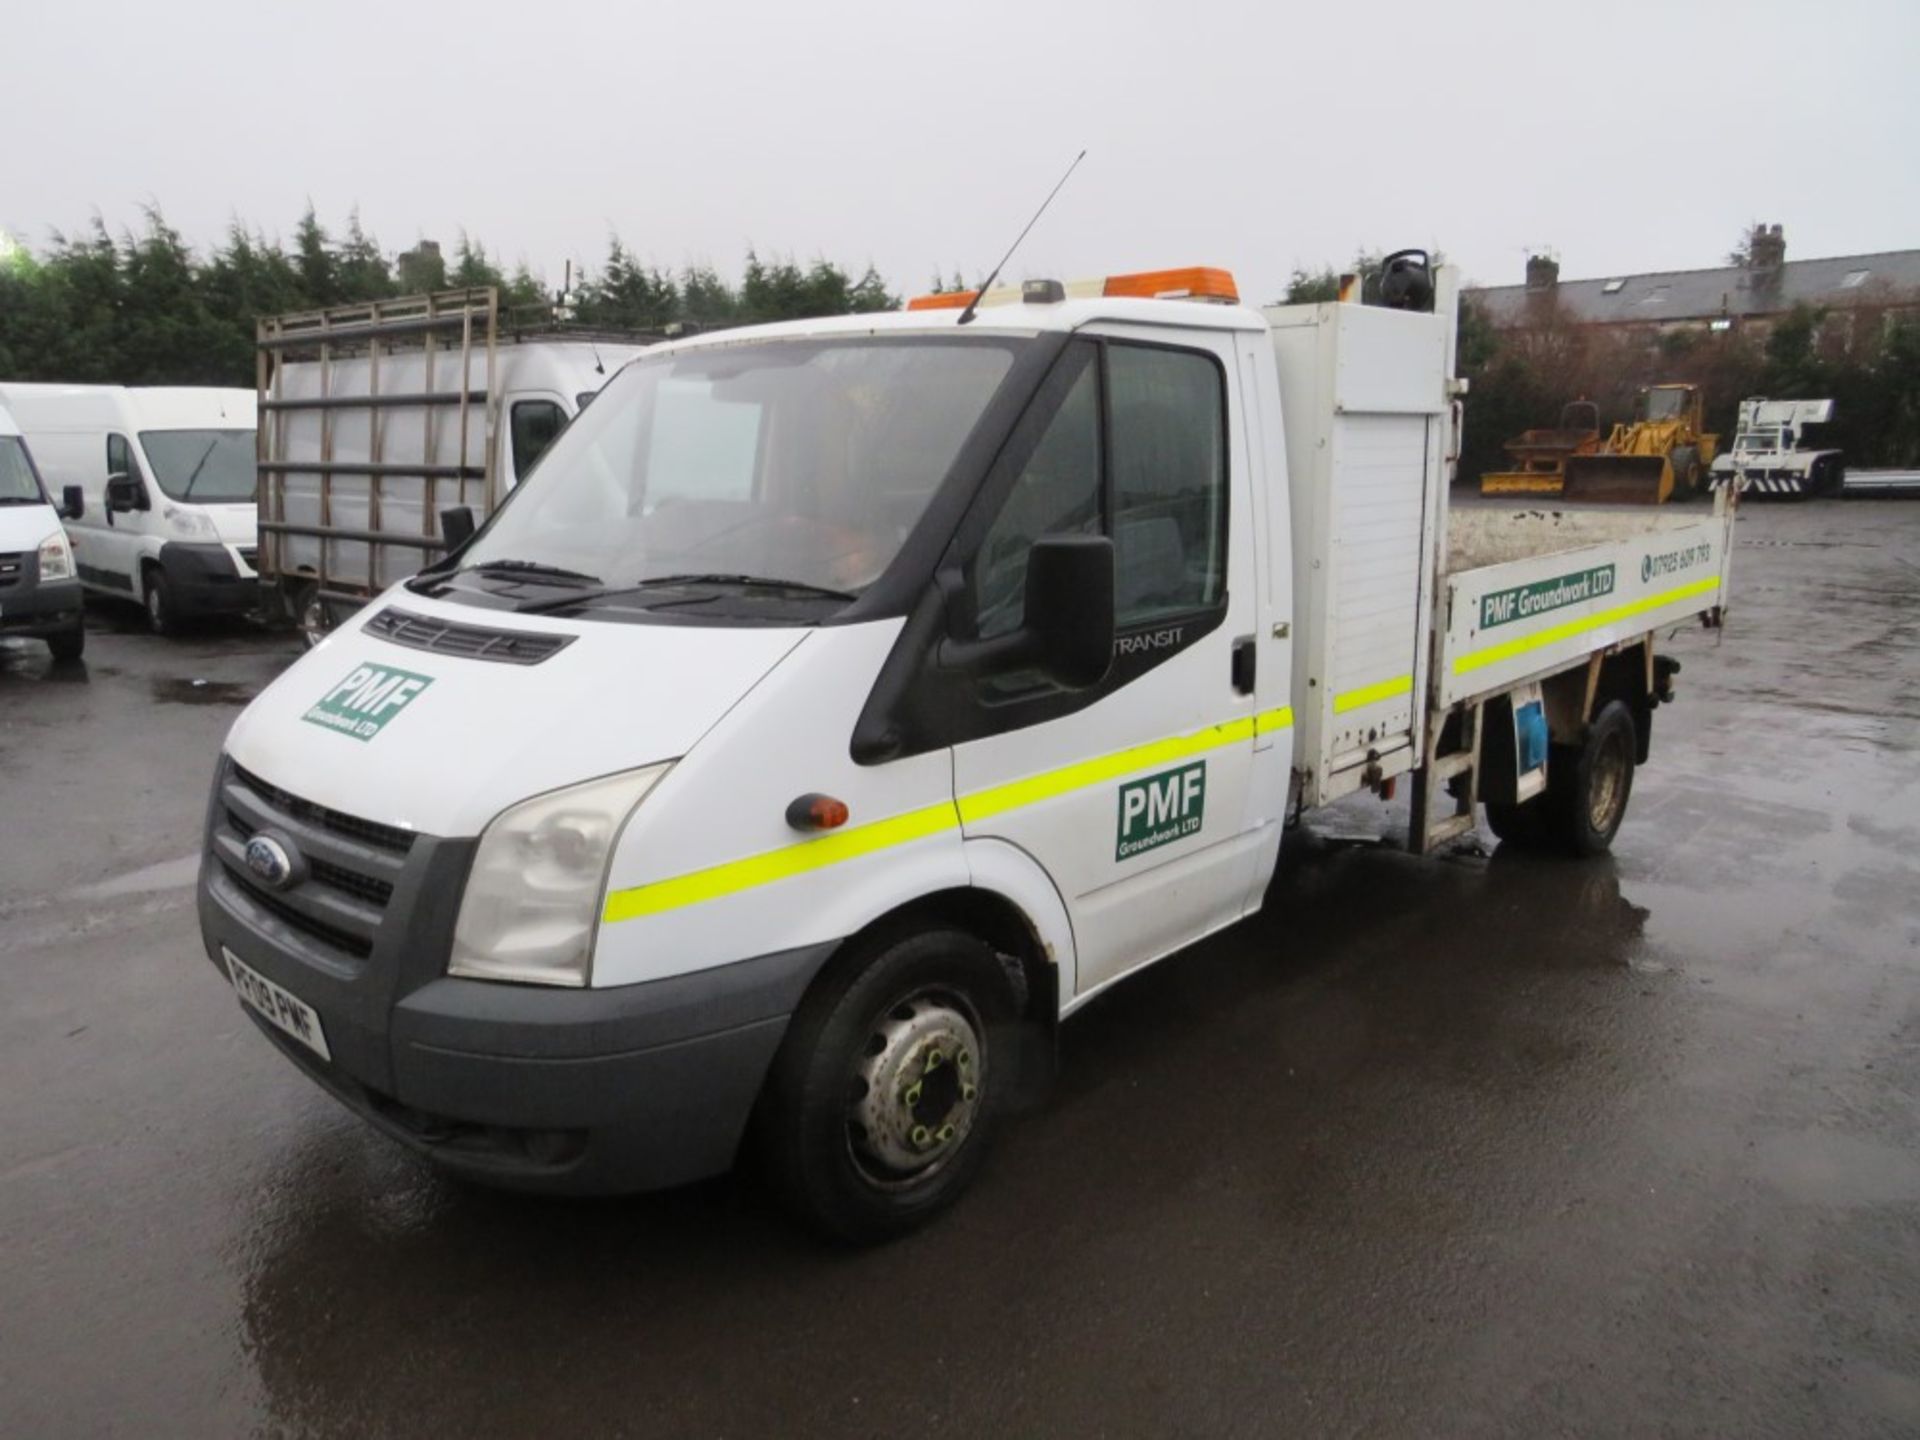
[[160, 541, 258, 618], [197, 759, 834, 1192], [0, 552, 83, 638]]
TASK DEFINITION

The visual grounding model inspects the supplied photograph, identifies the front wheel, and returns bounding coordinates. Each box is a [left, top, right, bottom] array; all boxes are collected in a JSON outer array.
[[47, 623, 85, 663], [754, 928, 1018, 1244], [143, 564, 177, 636]]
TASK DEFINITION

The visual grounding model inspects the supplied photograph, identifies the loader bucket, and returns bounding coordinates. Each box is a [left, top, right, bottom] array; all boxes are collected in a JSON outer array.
[[1562, 454, 1671, 505], [1480, 470, 1566, 496]]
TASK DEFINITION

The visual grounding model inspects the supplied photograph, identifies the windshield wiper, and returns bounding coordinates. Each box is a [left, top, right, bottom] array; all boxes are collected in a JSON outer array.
[[459, 558, 604, 587], [517, 572, 857, 613], [177, 437, 220, 499], [0, 495, 48, 506]]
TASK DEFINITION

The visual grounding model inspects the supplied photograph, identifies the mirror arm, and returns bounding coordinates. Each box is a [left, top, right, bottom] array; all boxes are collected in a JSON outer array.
[[935, 629, 1034, 676]]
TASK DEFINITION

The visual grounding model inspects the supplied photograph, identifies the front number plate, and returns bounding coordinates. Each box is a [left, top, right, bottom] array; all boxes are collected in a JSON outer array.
[[224, 947, 332, 1061]]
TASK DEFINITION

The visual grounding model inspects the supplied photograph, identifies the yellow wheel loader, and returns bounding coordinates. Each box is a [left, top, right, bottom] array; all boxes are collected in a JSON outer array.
[[1562, 384, 1719, 504], [1479, 400, 1601, 495]]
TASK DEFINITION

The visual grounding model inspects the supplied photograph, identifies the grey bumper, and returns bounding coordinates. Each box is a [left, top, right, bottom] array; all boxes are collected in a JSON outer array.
[[197, 758, 835, 1192], [0, 549, 83, 637], [160, 541, 258, 618]]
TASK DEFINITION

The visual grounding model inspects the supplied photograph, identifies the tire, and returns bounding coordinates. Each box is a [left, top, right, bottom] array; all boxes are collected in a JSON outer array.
[[46, 623, 85, 663], [1485, 797, 1549, 847], [1668, 445, 1700, 498], [143, 564, 177, 636], [1546, 700, 1637, 856], [296, 587, 333, 649], [754, 927, 1019, 1244]]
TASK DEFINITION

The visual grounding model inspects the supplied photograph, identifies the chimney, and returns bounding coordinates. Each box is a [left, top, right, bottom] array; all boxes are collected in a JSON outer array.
[[1525, 254, 1560, 290], [1748, 224, 1786, 271]]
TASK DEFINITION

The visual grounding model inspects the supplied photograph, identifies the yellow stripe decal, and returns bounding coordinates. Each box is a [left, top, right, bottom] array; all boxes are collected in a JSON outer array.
[[1453, 576, 1721, 676], [603, 799, 960, 923], [602, 705, 1295, 923], [1332, 674, 1412, 714]]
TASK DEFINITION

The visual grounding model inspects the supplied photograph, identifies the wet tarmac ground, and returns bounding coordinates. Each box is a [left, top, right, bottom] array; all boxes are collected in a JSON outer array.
[[3, 502, 1918, 1438]]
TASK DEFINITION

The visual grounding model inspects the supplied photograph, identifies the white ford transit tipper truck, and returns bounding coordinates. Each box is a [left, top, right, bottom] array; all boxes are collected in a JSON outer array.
[[0, 384, 258, 633], [254, 289, 651, 641], [0, 400, 85, 660], [198, 256, 1735, 1240]]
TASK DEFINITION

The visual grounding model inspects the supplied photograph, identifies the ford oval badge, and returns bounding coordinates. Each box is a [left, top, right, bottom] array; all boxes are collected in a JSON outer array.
[[243, 835, 296, 890]]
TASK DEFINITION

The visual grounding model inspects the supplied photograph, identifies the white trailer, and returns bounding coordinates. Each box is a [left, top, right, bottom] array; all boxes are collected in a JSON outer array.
[[256, 288, 653, 637], [200, 255, 1735, 1241], [1708, 396, 1843, 498]]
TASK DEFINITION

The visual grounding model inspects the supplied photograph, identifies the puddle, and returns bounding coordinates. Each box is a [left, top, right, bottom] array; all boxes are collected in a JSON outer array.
[[151, 677, 254, 707]]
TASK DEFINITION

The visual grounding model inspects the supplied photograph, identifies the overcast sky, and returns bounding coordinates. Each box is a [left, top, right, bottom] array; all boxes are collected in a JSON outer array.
[[7, 0, 1919, 304]]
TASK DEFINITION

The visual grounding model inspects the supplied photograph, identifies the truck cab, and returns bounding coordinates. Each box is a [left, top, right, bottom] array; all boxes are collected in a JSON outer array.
[[200, 261, 1733, 1240], [0, 402, 85, 661]]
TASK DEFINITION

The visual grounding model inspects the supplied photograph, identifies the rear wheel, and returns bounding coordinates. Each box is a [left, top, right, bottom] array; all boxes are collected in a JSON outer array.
[[46, 623, 85, 663], [1547, 700, 1637, 856], [1485, 797, 1548, 847], [755, 927, 1017, 1244]]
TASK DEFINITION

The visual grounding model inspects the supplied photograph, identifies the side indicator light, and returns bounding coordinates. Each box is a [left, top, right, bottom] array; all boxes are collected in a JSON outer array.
[[786, 793, 851, 832]]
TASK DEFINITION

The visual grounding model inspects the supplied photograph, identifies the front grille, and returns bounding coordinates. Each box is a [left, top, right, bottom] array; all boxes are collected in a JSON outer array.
[[310, 857, 395, 907], [232, 764, 415, 855], [220, 860, 375, 959], [364, 606, 574, 665], [226, 806, 396, 908], [0, 552, 23, 590]]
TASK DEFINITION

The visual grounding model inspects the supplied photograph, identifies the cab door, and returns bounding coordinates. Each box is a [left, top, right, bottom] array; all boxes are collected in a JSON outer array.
[[94, 431, 154, 595], [948, 328, 1263, 1001]]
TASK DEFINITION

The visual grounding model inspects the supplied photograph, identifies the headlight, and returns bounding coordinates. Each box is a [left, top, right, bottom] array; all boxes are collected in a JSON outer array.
[[37, 530, 74, 582], [449, 763, 672, 986], [165, 507, 217, 541]]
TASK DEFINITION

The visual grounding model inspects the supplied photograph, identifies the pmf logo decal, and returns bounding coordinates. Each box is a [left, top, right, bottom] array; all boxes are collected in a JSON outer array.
[[302, 663, 435, 741], [1116, 762, 1206, 861]]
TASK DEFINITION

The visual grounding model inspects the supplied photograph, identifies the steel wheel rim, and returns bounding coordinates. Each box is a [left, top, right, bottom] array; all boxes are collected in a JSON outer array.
[[844, 985, 985, 1191], [1589, 731, 1629, 832]]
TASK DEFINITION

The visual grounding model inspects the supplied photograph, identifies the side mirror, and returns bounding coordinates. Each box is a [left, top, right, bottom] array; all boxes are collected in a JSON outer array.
[[61, 485, 85, 521], [941, 534, 1115, 690], [439, 505, 477, 552], [105, 474, 144, 513]]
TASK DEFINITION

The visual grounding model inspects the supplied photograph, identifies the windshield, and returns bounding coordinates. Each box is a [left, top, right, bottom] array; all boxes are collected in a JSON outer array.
[[459, 337, 1020, 596], [1643, 388, 1688, 422], [1737, 429, 1779, 450], [139, 429, 257, 503], [0, 436, 48, 504]]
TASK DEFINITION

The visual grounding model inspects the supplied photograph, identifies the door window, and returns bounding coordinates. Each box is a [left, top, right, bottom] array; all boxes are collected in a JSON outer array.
[[968, 339, 1227, 645], [106, 433, 134, 480], [1108, 345, 1226, 627], [973, 353, 1101, 640], [509, 400, 567, 479]]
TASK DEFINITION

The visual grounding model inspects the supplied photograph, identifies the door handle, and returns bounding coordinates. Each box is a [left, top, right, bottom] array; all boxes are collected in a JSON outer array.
[[1231, 635, 1256, 695]]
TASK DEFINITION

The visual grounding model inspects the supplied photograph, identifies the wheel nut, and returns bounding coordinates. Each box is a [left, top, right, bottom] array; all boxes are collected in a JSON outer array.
[[962, 1084, 977, 1102], [958, 1051, 971, 1069], [911, 1125, 932, 1148], [904, 1083, 922, 1107], [936, 1124, 956, 1143], [925, 1050, 943, 1070]]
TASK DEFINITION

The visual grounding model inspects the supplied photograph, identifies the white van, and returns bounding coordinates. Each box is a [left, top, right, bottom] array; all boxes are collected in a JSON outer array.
[[0, 385, 258, 632], [198, 258, 1735, 1240], [0, 402, 84, 660]]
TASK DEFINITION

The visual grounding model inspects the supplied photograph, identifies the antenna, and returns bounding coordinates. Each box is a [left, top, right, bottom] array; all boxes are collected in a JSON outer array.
[[956, 149, 1087, 327]]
